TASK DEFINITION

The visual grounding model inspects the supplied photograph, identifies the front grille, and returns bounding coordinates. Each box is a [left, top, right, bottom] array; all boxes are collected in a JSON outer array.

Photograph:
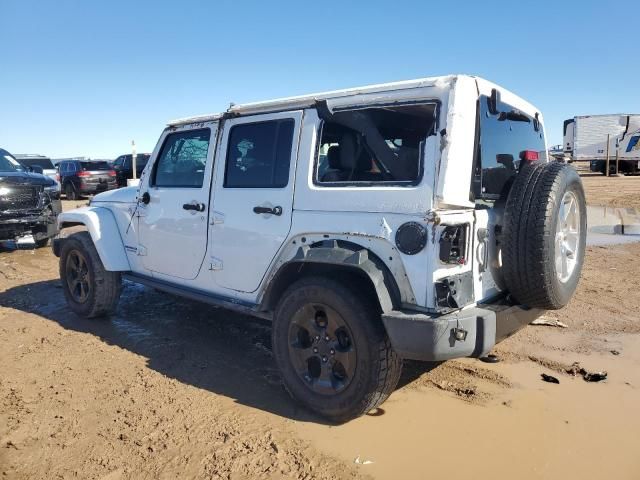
[[0, 186, 41, 210]]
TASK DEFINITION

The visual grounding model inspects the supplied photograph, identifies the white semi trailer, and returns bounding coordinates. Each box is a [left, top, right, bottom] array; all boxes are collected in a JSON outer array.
[[563, 114, 640, 174]]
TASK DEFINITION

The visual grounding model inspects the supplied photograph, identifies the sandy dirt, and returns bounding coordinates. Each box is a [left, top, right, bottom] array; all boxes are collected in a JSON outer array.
[[1, 199, 639, 479], [580, 172, 640, 210]]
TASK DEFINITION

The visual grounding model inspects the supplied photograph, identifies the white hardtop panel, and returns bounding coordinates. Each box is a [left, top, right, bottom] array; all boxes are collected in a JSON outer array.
[[475, 77, 544, 121], [574, 113, 639, 120], [167, 75, 464, 127]]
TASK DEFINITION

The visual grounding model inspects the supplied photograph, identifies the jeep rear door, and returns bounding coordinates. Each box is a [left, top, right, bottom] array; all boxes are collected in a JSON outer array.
[[209, 111, 302, 292]]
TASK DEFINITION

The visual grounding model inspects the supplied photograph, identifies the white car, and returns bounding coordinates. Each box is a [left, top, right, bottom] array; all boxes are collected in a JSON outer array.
[[53, 75, 586, 422]]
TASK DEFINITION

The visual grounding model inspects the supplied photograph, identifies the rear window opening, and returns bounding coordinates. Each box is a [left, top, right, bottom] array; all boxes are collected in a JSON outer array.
[[17, 157, 54, 169], [81, 161, 112, 171], [316, 103, 437, 185]]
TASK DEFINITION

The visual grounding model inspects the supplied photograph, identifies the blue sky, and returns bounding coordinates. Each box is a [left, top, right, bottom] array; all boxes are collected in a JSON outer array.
[[1, 0, 637, 159]]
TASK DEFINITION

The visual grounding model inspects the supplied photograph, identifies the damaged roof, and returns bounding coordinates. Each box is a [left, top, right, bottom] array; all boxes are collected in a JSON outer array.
[[167, 75, 459, 127]]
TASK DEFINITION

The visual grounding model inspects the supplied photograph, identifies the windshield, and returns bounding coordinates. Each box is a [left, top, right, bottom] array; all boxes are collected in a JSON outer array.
[[80, 161, 112, 171], [0, 149, 26, 172], [18, 157, 54, 169]]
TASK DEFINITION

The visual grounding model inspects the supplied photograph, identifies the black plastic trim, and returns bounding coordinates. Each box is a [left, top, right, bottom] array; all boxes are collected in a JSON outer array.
[[122, 272, 271, 320]]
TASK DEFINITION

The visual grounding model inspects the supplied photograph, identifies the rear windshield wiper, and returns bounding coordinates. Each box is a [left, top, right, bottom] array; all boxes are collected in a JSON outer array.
[[498, 110, 531, 123]]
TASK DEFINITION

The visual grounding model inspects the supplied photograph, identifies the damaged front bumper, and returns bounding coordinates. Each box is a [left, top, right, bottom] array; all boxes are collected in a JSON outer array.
[[0, 200, 62, 242], [381, 299, 543, 361]]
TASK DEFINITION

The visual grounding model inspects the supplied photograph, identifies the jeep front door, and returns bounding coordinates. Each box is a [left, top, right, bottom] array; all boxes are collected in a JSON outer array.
[[210, 111, 302, 292], [138, 123, 216, 280]]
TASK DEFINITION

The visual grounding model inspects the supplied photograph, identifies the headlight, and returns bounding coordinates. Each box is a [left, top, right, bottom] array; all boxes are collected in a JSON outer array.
[[0, 186, 10, 196], [44, 184, 61, 199]]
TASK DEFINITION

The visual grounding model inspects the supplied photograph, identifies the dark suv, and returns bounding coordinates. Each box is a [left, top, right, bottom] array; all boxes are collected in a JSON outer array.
[[0, 148, 61, 247], [112, 154, 150, 187], [58, 160, 117, 200]]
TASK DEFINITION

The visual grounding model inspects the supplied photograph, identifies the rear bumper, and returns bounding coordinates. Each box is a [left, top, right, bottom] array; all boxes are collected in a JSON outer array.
[[381, 300, 543, 361], [78, 181, 117, 194]]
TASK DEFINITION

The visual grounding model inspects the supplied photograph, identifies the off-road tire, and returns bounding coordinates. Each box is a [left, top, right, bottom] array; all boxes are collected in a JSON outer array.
[[65, 183, 78, 200], [502, 162, 586, 309], [272, 276, 402, 423], [59, 231, 122, 318], [34, 237, 49, 248]]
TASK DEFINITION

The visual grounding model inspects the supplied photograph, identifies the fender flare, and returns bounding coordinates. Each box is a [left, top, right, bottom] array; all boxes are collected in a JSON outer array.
[[259, 240, 401, 314], [57, 206, 130, 271]]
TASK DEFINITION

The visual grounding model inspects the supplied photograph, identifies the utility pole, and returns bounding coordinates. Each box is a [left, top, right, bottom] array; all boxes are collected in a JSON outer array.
[[615, 137, 620, 176], [605, 134, 610, 177]]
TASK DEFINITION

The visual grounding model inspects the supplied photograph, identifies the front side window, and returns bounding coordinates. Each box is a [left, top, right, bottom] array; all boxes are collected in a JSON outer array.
[[224, 119, 294, 188], [474, 95, 545, 200], [152, 129, 211, 188], [0, 149, 24, 172], [315, 104, 436, 185]]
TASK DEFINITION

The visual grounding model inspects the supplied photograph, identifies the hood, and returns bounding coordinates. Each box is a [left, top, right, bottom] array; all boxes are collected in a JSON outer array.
[[91, 185, 138, 203], [0, 171, 56, 187]]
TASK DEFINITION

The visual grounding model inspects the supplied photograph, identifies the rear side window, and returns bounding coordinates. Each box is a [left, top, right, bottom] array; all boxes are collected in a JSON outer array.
[[152, 129, 211, 188], [20, 158, 54, 169], [224, 119, 294, 188], [474, 95, 545, 200], [315, 104, 436, 185]]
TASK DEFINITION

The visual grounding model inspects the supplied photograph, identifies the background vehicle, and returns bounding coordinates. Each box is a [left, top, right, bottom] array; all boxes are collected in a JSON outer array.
[[112, 154, 151, 187], [0, 148, 61, 247], [14, 154, 60, 189], [54, 75, 587, 422], [563, 114, 640, 174], [57, 159, 117, 199]]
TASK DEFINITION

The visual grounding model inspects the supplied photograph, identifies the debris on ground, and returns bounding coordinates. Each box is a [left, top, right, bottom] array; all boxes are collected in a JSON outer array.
[[531, 318, 569, 328], [566, 362, 608, 382], [610, 350, 621, 356], [354, 456, 374, 465], [479, 354, 500, 363], [583, 371, 608, 382], [541, 373, 560, 384]]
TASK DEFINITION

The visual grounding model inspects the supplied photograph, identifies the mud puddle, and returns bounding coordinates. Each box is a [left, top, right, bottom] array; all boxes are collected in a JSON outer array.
[[295, 335, 640, 480]]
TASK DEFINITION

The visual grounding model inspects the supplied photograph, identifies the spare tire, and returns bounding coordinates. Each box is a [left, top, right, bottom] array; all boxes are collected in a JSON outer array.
[[502, 162, 586, 309]]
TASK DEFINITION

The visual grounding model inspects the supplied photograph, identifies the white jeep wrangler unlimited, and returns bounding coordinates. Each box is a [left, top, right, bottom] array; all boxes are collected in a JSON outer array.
[[54, 75, 586, 422]]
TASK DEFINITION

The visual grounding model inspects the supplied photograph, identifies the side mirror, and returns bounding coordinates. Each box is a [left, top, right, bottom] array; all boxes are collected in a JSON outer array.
[[29, 165, 44, 174]]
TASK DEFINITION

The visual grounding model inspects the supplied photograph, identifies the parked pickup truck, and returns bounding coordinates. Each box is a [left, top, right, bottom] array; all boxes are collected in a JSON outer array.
[[53, 75, 586, 422], [1, 148, 61, 247]]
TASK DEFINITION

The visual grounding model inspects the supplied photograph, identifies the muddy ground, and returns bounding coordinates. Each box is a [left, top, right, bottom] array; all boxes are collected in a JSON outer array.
[[1, 179, 640, 479]]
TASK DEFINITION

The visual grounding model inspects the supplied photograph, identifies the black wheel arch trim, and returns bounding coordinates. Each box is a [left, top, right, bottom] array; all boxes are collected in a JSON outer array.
[[259, 240, 403, 314]]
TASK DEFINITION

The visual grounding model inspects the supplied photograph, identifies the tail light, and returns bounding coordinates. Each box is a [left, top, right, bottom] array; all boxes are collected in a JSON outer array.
[[77, 170, 91, 178], [108, 170, 116, 177], [520, 150, 539, 162], [56, 173, 60, 182]]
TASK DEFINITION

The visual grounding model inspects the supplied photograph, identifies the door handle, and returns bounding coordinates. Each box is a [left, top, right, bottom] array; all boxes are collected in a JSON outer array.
[[183, 202, 206, 212], [253, 205, 282, 216], [477, 228, 489, 273]]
